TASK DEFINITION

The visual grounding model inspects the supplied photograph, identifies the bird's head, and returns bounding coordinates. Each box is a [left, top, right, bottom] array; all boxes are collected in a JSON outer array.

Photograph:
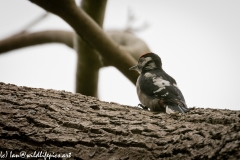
[[129, 52, 162, 74]]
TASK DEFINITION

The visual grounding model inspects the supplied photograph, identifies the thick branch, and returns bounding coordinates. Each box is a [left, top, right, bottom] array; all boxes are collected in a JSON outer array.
[[106, 30, 150, 65], [29, 0, 139, 84], [75, 0, 107, 97], [0, 30, 149, 61], [0, 82, 239, 159], [0, 30, 73, 54]]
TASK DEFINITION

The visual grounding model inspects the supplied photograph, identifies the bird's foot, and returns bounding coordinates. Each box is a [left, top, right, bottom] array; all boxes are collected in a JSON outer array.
[[138, 104, 149, 110]]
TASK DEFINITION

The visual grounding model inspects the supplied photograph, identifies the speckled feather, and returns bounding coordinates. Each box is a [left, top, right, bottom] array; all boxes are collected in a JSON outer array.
[[139, 70, 180, 101]]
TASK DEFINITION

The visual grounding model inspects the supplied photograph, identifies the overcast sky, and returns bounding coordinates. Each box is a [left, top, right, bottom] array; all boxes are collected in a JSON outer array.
[[0, 0, 240, 110]]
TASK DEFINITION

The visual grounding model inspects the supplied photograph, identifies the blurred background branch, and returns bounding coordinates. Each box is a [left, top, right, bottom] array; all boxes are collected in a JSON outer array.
[[75, 0, 107, 97], [14, 12, 49, 36], [0, 0, 150, 98], [125, 8, 150, 33], [29, 0, 139, 85], [0, 30, 74, 53]]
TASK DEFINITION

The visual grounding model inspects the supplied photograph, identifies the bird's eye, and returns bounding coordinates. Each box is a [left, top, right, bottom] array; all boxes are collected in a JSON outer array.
[[162, 83, 165, 85]]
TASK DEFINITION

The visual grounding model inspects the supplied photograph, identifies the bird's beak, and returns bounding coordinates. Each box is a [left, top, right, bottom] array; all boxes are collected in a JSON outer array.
[[129, 65, 138, 70]]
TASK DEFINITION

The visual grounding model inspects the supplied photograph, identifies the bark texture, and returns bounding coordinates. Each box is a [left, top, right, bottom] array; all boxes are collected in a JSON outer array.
[[0, 82, 239, 160]]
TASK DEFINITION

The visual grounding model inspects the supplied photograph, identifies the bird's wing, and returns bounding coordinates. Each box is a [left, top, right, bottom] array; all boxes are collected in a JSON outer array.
[[139, 73, 179, 100], [162, 70, 186, 103], [139, 73, 189, 113]]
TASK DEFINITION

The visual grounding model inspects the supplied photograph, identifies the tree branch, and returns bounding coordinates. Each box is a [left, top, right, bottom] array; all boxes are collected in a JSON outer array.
[[75, 0, 107, 97], [0, 30, 73, 54], [106, 30, 150, 65], [0, 82, 239, 159], [0, 30, 150, 60], [15, 12, 49, 35], [29, 0, 139, 84]]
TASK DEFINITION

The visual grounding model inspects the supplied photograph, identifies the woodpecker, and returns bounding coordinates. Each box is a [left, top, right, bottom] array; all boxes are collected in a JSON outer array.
[[129, 52, 189, 114]]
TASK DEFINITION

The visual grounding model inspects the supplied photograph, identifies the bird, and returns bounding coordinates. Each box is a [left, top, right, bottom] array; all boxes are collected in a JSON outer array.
[[129, 52, 189, 114]]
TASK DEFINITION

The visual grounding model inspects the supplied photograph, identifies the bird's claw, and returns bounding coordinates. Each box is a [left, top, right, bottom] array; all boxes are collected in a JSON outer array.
[[138, 104, 149, 110]]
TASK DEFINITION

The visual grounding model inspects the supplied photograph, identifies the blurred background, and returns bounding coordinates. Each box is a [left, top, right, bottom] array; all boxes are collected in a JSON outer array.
[[0, 0, 239, 110]]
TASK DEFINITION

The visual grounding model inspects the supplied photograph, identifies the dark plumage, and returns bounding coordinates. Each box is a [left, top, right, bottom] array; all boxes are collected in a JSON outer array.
[[130, 52, 188, 114]]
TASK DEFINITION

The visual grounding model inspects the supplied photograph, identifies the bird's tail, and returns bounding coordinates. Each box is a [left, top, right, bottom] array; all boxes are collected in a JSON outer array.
[[166, 105, 189, 114]]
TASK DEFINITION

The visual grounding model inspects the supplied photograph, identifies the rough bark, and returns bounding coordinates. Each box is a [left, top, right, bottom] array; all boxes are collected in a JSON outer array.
[[0, 82, 239, 160]]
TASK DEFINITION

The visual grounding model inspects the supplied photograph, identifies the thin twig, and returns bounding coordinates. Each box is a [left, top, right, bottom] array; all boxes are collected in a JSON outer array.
[[14, 12, 49, 36]]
